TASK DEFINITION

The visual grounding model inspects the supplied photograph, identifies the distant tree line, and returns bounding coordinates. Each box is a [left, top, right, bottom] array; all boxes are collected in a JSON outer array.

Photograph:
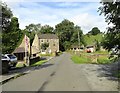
[[3, 2, 120, 53]]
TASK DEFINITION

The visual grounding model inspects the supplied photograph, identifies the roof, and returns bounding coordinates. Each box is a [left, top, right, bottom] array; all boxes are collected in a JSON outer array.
[[13, 47, 25, 53], [38, 34, 59, 39], [71, 45, 80, 48], [86, 45, 94, 48], [32, 46, 40, 54], [71, 45, 84, 49]]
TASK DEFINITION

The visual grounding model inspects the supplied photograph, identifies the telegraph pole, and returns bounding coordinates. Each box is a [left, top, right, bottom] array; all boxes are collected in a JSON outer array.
[[78, 31, 80, 49]]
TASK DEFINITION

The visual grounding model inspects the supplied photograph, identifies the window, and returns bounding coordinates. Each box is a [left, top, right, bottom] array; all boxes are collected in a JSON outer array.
[[41, 40, 43, 42], [53, 44, 55, 46]]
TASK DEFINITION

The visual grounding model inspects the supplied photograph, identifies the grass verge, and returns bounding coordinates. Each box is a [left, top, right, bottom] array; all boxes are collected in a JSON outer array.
[[16, 62, 24, 68], [94, 50, 109, 54], [31, 60, 47, 66], [71, 55, 90, 64]]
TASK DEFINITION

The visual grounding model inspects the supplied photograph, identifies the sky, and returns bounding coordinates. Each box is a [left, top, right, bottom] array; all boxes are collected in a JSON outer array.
[[4, 0, 109, 34]]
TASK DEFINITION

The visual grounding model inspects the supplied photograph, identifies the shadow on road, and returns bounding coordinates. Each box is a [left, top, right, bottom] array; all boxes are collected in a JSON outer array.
[[33, 63, 54, 70], [3, 57, 53, 77], [96, 61, 120, 81]]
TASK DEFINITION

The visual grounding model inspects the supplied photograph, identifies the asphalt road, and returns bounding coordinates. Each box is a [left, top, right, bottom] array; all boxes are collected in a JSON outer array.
[[2, 53, 92, 91]]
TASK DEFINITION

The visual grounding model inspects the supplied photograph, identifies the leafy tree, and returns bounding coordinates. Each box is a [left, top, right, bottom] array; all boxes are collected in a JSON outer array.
[[1, 2, 13, 32], [55, 19, 84, 51], [63, 41, 71, 50], [95, 40, 100, 51], [41, 43, 49, 51], [2, 17, 23, 54], [55, 19, 75, 51], [88, 27, 101, 35], [24, 23, 39, 45], [1, 2, 24, 54], [71, 25, 85, 46], [98, 0, 120, 53], [40, 25, 54, 34]]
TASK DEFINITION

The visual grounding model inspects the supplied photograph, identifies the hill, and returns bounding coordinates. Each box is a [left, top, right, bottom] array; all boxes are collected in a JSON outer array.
[[84, 33, 104, 46]]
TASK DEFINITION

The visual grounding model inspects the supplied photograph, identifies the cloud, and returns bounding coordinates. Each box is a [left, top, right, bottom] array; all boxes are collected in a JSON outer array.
[[3, 0, 101, 2], [4, 2, 108, 34], [70, 13, 108, 33]]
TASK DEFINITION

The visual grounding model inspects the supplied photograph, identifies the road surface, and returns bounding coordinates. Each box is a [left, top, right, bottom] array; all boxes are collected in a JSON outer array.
[[2, 52, 118, 92], [2, 53, 92, 91]]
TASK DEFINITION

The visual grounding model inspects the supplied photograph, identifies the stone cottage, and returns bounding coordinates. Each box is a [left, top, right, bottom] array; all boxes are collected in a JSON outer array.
[[32, 34, 59, 55]]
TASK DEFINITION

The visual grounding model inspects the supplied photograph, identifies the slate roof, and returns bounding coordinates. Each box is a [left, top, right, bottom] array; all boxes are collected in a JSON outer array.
[[86, 45, 94, 48], [13, 47, 25, 53], [38, 34, 58, 39], [71, 45, 80, 48]]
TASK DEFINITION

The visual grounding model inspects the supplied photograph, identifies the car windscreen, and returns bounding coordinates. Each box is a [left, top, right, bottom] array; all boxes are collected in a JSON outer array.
[[7, 55, 16, 59]]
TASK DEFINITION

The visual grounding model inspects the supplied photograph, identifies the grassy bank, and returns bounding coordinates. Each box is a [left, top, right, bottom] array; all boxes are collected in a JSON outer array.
[[31, 60, 47, 66], [94, 50, 109, 54], [71, 55, 91, 64], [71, 51, 112, 64], [97, 56, 111, 64]]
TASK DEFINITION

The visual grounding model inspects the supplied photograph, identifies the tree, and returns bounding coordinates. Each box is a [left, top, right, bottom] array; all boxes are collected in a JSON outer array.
[[41, 43, 49, 51], [98, 0, 120, 53], [88, 27, 101, 35], [1, 2, 13, 32], [95, 40, 100, 51], [55, 19, 84, 51], [40, 25, 54, 34], [71, 25, 85, 46], [1, 1, 24, 54], [55, 19, 75, 51], [2, 17, 23, 53], [24, 24, 38, 45]]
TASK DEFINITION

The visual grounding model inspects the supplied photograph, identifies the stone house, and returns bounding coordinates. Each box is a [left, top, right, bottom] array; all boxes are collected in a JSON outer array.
[[32, 34, 59, 55]]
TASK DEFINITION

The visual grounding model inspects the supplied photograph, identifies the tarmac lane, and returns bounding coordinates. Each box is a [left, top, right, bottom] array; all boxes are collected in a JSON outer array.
[[2, 53, 94, 92]]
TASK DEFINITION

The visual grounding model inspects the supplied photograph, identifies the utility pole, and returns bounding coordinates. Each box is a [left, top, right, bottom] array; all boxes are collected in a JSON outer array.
[[78, 31, 80, 49], [28, 29, 32, 66]]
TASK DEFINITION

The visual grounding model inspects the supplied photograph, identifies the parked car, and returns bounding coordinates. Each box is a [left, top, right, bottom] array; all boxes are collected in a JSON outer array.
[[4, 54, 18, 67], [2, 54, 9, 61], [2, 54, 9, 74], [86, 49, 91, 53]]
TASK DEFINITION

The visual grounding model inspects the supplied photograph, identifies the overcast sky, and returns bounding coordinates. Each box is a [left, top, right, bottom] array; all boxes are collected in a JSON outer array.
[[4, 0, 109, 34]]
